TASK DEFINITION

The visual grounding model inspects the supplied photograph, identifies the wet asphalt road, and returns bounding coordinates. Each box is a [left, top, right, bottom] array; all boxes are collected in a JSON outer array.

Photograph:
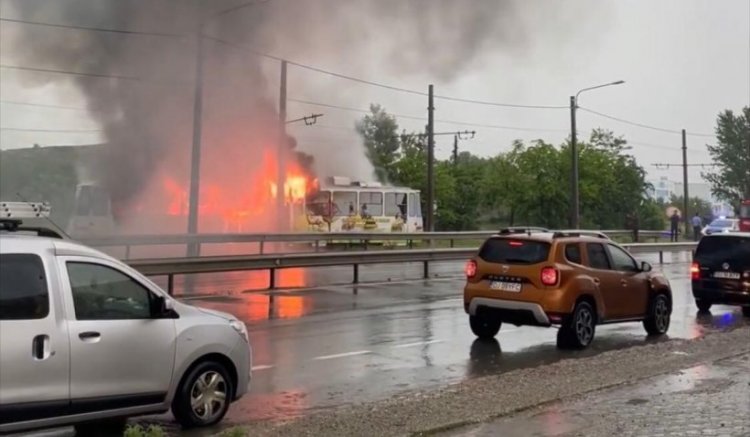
[[160, 251, 749, 430]]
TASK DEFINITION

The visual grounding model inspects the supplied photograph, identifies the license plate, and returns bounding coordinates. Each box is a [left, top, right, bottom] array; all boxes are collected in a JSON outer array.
[[713, 271, 741, 279], [490, 281, 522, 292]]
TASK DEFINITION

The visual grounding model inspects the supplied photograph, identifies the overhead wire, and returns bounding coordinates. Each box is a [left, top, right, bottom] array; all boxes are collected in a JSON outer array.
[[0, 17, 184, 37], [579, 107, 716, 138]]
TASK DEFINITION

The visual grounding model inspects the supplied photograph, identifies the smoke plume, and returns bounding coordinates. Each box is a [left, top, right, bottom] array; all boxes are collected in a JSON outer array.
[[1, 0, 601, 233]]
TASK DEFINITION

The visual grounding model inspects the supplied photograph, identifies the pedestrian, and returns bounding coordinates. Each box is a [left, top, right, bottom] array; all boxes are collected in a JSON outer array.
[[691, 213, 703, 241], [670, 211, 680, 242]]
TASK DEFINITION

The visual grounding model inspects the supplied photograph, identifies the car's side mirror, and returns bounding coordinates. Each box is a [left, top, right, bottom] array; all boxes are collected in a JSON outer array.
[[641, 261, 653, 273], [153, 295, 177, 318]]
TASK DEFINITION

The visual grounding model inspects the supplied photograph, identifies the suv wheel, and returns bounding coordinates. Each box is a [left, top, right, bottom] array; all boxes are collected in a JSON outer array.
[[557, 301, 596, 349], [742, 306, 750, 318], [469, 315, 501, 339], [643, 293, 671, 336], [173, 361, 233, 428], [696, 300, 712, 313]]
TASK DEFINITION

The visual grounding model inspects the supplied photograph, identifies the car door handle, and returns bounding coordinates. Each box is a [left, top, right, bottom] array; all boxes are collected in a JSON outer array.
[[32, 335, 49, 360], [78, 331, 101, 340], [592, 278, 600, 285], [620, 279, 628, 287]]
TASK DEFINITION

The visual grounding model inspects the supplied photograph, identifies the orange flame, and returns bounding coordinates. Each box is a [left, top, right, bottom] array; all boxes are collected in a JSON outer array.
[[159, 150, 316, 232]]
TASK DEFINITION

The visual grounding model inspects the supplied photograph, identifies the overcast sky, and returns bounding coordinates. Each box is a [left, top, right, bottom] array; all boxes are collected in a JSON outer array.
[[1, 0, 749, 187]]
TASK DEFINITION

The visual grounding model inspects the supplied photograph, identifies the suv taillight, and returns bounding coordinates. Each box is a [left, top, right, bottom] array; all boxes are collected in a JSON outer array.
[[465, 260, 477, 279], [541, 267, 558, 286], [690, 262, 700, 280]]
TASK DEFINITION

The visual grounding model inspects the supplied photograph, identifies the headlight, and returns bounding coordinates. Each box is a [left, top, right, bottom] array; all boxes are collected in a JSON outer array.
[[230, 320, 249, 342]]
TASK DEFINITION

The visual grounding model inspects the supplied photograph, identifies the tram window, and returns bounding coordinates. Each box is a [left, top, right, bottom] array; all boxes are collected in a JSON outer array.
[[306, 190, 331, 216], [385, 192, 408, 217], [360, 192, 383, 216], [408, 193, 422, 217], [333, 191, 357, 216]]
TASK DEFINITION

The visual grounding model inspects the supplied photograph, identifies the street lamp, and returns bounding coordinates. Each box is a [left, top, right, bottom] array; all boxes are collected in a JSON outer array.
[[569, 80, 625, 229]]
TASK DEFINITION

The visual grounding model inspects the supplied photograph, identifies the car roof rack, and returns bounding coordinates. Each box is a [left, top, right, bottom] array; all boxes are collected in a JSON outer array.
[[497, 227, 550, 235], [0, 202, 65, 239], [552, 230, 609, 239]]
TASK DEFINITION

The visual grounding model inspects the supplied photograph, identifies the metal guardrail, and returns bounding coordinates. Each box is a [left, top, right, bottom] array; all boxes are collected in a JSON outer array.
[[82, 229, 667, 258], [129, 242, 697, 295]]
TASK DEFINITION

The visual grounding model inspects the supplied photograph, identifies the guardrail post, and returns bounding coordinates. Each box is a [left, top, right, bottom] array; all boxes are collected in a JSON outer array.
[[167, 274, 174, 296], [659, 251, 664, 265], [269, 268, 276, 289], [125, 245, 131, 260], [450, 239, 455, 248], [259, 241, 265, 255], [314, 240, 320, 252], [423, 261, 429, 279], [353, 264, 359, 284], [408, 239, 413, 249], [364, 239, 368, 251]]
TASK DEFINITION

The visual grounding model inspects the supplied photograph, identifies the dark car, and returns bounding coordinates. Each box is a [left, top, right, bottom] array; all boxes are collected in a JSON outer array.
[[691, 233, 750, 317]]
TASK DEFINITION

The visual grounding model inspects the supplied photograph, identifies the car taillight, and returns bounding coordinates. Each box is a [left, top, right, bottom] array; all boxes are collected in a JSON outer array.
[[541, 267, 558, 286], [465, 260, 477, 279], [690, 262, 700, 280]]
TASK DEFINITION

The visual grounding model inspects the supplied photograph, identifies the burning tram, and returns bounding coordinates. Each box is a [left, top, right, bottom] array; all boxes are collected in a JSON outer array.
[[67, 176, 423, 237], [292, 176, 423, 233]]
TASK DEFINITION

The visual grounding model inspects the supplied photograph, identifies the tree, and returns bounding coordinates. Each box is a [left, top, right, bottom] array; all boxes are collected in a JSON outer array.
[[355, 104, 401, 183], [668, 195, 712, 219], [703, 107, 750, 210]]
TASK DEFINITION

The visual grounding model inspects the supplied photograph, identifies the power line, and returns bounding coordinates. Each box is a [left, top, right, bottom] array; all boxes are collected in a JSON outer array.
[[0, 64, 141, 81], [204, 35, 567, 110], [579, 107, 716, 138], [0, 100, 88, 111], [651, 163, 717, 169], [0, 17, 184, 37], [1, 127, 102, 133], [289, 98, 568, 133]]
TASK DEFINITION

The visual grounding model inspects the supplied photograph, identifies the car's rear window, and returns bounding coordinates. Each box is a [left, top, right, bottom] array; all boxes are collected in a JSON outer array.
[[478, 238, 550, 264], [695, 236, 750, 267]]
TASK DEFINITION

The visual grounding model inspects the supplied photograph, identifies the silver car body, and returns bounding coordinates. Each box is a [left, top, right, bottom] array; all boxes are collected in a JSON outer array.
[[0, 235, 251, 433]]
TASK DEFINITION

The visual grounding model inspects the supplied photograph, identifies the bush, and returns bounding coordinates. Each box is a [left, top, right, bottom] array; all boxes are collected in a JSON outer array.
[[123, 425, 167, 437]]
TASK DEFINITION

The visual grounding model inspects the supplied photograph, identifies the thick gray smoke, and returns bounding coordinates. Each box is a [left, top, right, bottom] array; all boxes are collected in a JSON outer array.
[[1, 0, 602, 232]]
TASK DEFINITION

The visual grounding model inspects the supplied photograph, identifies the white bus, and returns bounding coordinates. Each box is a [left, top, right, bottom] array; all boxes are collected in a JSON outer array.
[[294, 176, 423, 233]]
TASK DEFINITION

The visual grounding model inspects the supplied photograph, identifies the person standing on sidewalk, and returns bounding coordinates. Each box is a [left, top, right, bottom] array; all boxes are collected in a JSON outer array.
[[670, 211, 680, 242], [691, 213, 703, 241]]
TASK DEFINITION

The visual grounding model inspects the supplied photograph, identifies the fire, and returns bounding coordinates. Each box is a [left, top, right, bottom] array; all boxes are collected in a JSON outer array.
[[159, 150, 316, 232]]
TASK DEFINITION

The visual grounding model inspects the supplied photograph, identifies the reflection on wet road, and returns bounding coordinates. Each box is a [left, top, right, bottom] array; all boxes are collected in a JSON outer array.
[[166, 256, 749, 431]]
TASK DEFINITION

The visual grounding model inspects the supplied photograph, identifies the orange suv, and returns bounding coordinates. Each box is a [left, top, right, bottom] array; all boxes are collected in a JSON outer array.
[[463, 228, 672, 348]]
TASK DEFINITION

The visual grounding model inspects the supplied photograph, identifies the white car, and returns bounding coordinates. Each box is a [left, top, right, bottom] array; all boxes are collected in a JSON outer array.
[[0, 220, 251, 434]]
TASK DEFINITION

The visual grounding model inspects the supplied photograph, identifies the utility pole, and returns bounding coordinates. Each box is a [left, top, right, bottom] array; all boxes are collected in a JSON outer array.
[[682, 129, 689, 238], [186, 31, 205, 256], [426, 84, 435, 232], [569, 95, 579, 229], [277, 60, 288, 231], [452, 134, 458, 169]]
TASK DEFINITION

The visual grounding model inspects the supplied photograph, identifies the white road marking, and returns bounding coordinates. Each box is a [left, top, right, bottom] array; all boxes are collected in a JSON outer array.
[[313, 350, 372, 361], [392, 339, 445, 348], [251, 364, 275, 371]]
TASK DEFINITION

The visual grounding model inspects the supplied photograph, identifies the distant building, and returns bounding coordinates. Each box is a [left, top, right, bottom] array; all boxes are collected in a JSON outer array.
[[647, 177, 675, 202]]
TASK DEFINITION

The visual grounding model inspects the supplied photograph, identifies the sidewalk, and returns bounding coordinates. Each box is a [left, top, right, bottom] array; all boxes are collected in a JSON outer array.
[[447, 352, 750, 437]]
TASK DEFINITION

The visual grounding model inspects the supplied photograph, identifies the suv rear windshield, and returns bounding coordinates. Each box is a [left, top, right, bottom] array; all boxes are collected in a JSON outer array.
[[695, 236, 750, 268], [478, 238, 550, 264]]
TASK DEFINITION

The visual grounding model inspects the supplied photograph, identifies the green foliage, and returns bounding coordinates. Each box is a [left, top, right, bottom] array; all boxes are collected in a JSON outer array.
[[667, 194, 713, 219], [0, 146, 80, 228], [703, 107, 750, 208], [357, 107, 662, 231], [123, 424, 166, 437], [355, 104, 401, 183], [217, 427, 248, 437]]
